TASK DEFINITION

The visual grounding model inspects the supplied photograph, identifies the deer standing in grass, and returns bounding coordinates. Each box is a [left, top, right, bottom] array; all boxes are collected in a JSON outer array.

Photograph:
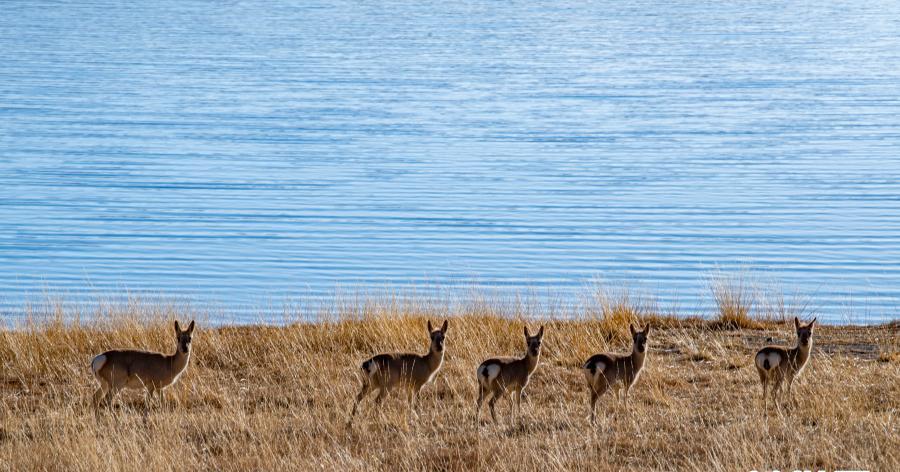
[[348, 320, 448, 423], [582, 324, 650, 424], [474, 325, 545, 425], [90, 320, 195, 409], [754, 317, 816, 410]]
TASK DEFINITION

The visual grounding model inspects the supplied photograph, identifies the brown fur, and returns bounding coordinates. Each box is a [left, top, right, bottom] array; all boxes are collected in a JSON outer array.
[[582, 324, 650, 423], [348, 320, 448, 423], [474, 325, 545, 425], [754, 317, 816, 410], [91, 320, 195, 408]]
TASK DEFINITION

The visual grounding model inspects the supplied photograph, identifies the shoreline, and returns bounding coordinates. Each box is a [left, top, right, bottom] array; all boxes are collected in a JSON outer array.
[[2, 277, 896, 327]]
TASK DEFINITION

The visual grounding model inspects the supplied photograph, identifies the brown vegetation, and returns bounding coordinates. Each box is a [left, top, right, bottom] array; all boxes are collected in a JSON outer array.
[[0, 297, 897, 471]]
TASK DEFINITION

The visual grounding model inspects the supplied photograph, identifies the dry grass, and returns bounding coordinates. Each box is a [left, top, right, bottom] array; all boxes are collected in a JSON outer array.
[[1, 298, 898, 472]]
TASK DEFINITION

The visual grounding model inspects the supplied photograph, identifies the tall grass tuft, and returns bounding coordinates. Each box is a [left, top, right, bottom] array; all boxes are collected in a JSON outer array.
[[708, 271, 766, 329]]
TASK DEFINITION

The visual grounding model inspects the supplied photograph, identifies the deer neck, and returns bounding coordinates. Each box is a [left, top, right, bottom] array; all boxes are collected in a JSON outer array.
[[631, 344, 647, 371], [423, 346, 444, 373], [524, 350, 540, 374], [168, 346, 191, 375], [791, 339, 811, 367]]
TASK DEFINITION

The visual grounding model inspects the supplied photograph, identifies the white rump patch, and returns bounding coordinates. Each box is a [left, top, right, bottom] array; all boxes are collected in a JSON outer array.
[[584, 361, 606, 384], [593, 362, 606, 381], [755, 351, 782, 371], [91, 354, 107, 377], [478, 364, 501, 386]]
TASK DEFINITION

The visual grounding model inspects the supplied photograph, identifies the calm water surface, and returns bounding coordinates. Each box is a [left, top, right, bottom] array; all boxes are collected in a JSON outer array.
[[2, 1, 899, 323]]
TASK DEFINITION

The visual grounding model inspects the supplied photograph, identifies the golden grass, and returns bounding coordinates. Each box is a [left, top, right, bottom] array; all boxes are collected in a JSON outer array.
[[1, 299, 898, 471]]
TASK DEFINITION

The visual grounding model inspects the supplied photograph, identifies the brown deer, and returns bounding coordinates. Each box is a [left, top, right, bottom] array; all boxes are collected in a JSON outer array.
[[91, 320, 195, 408], [348, 320, 448, 423], [474, 325, 545, 425], [582, 324, 650, 424], [755, 317, 816, 410]]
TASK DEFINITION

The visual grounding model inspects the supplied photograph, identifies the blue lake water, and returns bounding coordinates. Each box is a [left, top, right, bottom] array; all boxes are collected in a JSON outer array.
[[1, 1, 899, 323]]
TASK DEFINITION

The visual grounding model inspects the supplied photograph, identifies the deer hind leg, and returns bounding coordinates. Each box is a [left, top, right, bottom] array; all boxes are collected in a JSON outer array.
[[373, 387, 388, 406], [104, 385, 121, 408], [488, 387, 502, 424], [475, 384, 489, 425], [589, 390, 599, 424], [93, 378, 110, 409], [348, 380, 371, 422], [771, 373, 784, 409], [757, 369, 768, 412], [589, 379, 609, 425]]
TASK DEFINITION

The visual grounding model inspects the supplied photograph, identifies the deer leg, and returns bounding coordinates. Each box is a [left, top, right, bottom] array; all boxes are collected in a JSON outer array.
[[515, 389, 524, 422], [488, 391, 500, 424], [761, 378, 768, 412], [590, 378, 609, 425], [407, 388, 421, 420], [104, 386, 119, 408], [374, 387, 387, 405], [786, 375, 796, 407], [412, 387, 422, 412], [475, 385, 488, 426], [348, 381, 371, 421], [145, 387, 159, 410], [771, 375, 783, 409], [757, 369, 768, 412], [93, 380, 109, 409]]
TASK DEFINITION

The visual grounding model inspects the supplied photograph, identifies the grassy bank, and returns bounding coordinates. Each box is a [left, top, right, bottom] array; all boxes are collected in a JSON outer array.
[[0, 299, 898, 471]]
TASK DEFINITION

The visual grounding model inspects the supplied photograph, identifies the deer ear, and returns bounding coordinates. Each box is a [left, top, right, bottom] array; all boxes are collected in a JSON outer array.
[[537, 325, 544, 338], [809, 318, 817, 328], [643, 324, 651, 335], [187, 320, 195, 334], [427, 320, 434, 333], [441, 320, 448, 333], [524, 326, 530, 338], [630, 324, 636, 336], [174, 320, 181, 333], [794, 317, 800, 329]]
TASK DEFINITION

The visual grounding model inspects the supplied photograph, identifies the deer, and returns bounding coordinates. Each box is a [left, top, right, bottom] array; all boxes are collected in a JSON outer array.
[[90, 320, 195, 409], [582, 324, 650, 424], [755, 317, 816, 410], [348, 320, 448, 423], [474, 325, 545, 425]]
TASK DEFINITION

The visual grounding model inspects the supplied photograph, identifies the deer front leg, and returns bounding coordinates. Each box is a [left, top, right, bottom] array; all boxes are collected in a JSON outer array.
[[407, 387, 421, 420], [515, 389, 525, 422]]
